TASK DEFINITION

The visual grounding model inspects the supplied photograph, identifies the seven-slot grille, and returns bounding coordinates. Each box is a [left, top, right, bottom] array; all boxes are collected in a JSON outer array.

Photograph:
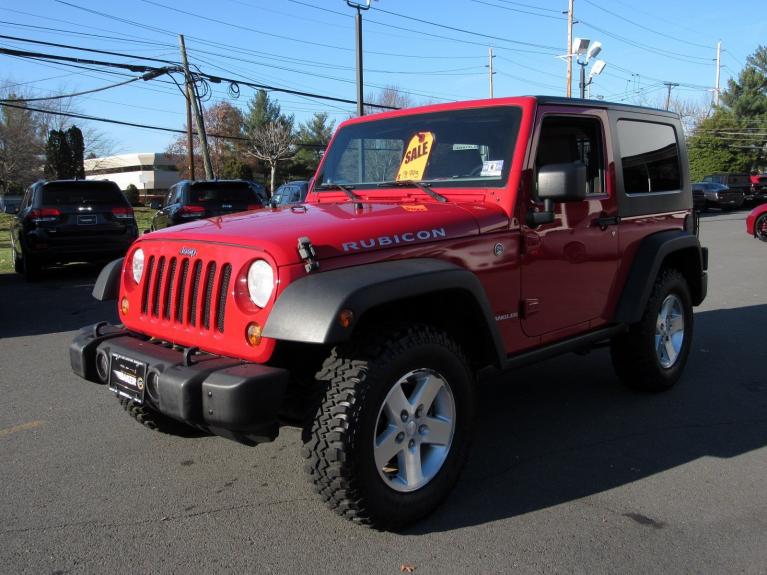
[[140, 255, 232, 333]]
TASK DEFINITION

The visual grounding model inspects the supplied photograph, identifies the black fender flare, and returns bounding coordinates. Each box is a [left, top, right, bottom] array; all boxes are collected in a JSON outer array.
[[263, 258, 506, 364], [92, 258, 123, 301], [613, 230, 706, 325]]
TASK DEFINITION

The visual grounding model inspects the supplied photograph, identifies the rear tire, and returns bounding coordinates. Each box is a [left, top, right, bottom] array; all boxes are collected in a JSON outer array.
[[611, 269, 693, 392], [303, 325, 475, 529], [21, 252, 41, 282]]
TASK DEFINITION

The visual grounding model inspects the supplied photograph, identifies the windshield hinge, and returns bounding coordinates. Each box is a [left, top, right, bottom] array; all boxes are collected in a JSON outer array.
[[297, 236, 320, 273]]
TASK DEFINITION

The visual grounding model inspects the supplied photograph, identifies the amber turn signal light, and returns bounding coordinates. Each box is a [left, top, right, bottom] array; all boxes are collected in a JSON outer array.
[[338, 309, 354, 329], [120, 297, 129, 314], [246, 322, 263, 346]]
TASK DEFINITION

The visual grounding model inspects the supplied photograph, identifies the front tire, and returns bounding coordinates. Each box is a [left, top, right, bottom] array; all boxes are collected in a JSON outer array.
[[303, 325, 475, 529], [119, 397, 200, 436], [755, 213, 767, 241], [611, 268, 693, 391]]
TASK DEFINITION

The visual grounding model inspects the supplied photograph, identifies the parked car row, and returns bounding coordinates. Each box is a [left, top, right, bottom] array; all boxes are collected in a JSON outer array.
[[692, 172, 767, 212], [4, 177, 314, 280]]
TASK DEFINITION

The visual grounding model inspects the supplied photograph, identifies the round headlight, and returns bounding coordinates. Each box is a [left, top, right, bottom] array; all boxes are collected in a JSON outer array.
[[247, 259, 274, 308], [132, 248, 145, 284]]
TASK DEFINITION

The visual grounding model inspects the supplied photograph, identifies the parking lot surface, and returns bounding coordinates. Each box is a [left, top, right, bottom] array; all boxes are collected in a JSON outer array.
[[1, 211, 765, 574]]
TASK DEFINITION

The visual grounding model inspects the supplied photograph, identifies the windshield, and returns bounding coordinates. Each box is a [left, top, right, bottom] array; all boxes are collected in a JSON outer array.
[[317, 106, 522, 190]]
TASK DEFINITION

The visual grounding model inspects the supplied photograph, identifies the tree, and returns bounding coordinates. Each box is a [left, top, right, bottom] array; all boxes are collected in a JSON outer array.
[[0, 96, 43, 194], [124, 183, 139, 206], [687, 46, 767, 178], [363, 85, 414, 116], [44, 129, 73, 179], [66, 125, 85, 179], [244, 90, 295, 189], [246, 122, 296, 195], [167, 100, 251, 180], [293, 112, 336, 176]]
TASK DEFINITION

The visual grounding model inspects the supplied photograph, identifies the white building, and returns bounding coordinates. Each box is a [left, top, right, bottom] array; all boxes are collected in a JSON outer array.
[[84, 153, 182, 201]]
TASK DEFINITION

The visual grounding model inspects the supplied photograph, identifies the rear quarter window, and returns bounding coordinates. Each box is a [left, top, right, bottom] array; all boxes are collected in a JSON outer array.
[[617, 120, 681, 194]]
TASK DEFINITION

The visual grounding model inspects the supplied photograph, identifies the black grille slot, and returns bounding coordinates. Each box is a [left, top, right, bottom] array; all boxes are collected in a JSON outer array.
[[162, 257, 177, 320], [175, 258, 189, 323], [188, 260, 203, 326], [216, 264, 231, 333], [201, 262, 217, 330], [151, 256, 166, 317], [141, 255, 155, 314]]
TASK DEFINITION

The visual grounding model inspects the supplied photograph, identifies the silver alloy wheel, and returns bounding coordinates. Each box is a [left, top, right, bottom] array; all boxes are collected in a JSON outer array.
[[373, 368, 456, 493], [655, 293, 685, 368]]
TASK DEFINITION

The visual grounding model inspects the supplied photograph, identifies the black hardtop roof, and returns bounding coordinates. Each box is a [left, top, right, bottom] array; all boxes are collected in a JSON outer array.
[[532, 95, 680, 119], [183, 179, 254, 186]]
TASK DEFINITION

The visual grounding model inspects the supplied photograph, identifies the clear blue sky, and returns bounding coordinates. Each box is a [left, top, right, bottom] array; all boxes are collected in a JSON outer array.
[[2, 0, 764, 155]]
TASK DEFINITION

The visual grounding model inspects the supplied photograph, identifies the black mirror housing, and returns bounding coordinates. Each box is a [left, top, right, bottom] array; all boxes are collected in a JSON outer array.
[[537, 161, 587, 203]]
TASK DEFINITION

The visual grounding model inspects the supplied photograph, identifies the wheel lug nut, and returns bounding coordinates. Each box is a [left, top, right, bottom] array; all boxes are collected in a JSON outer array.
[[415, 405, 423, 418], [408, 439, 415, 449], [400, 410, 408, 422], [418, 425, 428, 435], [396, 432, 405, 443]]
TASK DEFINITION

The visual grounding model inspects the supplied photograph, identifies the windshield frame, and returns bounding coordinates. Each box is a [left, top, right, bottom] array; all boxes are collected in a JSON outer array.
[[315, 105, 522, 191]]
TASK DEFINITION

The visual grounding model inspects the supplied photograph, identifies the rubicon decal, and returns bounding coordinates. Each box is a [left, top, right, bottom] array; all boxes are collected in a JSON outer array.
[[342, 228, 447, 252]]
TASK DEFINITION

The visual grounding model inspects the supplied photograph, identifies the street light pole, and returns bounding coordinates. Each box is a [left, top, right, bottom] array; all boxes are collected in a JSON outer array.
[[347, 0, 371, 117]]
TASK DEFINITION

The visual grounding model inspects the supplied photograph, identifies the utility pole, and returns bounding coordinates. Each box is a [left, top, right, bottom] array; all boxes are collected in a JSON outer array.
[[714, 40, 722, 106], [566, 0, 574, 97], [488, 47, 495, 98], [347, 1, 371, 117], [183, 65, 195, 179], [664, 82, 679, 110], [178, 34, 213, 179]]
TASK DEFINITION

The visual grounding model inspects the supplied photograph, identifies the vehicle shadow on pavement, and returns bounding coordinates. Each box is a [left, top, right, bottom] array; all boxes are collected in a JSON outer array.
[[0, 263, 118, 338], [407, 303, 767, 534]]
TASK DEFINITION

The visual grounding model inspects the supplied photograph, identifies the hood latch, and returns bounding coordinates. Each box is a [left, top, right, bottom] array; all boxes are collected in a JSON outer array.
[[297, 236, 320, 273]]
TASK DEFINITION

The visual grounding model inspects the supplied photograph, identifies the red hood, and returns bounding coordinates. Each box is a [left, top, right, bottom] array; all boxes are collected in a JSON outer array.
[[140, 201, 508, 266]]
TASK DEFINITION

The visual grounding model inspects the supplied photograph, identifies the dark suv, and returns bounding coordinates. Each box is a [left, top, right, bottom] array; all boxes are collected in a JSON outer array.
[[150, 180, 266, 230], [271, 180, 309, 207], [10, 179, 137, 280]]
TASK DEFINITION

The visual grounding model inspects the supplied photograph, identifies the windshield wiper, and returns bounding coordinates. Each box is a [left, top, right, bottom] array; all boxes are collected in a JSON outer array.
[[316, 183, 362, 201], [378, 180, 447, 203]]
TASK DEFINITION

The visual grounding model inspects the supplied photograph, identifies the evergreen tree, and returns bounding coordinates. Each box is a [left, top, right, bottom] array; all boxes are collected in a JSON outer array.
[[688, 45, 767, 177], [293, 112, 335, 176], [44, 129, 74, 179], [65, 125, 85, 179]]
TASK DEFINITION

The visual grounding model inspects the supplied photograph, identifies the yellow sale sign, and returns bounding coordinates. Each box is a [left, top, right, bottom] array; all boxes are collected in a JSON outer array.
[[396, 132, 435, 181]]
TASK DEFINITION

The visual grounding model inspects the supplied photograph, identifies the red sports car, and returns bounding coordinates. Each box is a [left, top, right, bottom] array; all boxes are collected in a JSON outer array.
[[746, 203, 767, 241]]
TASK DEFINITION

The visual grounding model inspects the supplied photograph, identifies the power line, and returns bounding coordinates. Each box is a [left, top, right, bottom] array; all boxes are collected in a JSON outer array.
[[470, 0, 566, 22], [0, 73, 160, 103], [0, 101, 326, 147]]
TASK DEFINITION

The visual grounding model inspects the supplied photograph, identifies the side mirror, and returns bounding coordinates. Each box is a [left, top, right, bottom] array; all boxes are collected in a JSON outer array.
[[537, 161, 587, 202], [526, 162, 587, 227]]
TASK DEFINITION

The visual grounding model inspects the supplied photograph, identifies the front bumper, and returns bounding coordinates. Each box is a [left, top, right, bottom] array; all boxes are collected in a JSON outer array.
[[70, 323, 289, 445]]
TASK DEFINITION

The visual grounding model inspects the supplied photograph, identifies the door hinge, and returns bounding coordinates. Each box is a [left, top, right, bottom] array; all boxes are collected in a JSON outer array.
[[297, 236, 319, 273]]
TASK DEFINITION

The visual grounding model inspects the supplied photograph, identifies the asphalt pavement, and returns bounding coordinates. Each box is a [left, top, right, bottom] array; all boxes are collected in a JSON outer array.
[[1, 211, 765, 574]]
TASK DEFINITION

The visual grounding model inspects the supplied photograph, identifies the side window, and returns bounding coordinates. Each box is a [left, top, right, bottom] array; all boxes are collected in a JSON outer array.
[[536, 116, 605, 195], [21, 186, 34, 210], [289, 187, 302, 203], [617, 120, 680, 194]]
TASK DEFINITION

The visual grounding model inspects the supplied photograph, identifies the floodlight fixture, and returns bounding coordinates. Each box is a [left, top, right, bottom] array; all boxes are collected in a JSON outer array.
[[587, 41, 602, 61], [590, 59, 607, 77], [572, 37, 590, 55]]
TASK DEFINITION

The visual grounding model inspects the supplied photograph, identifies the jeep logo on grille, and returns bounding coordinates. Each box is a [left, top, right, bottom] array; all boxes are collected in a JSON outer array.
[[179, 247, 197, 257]]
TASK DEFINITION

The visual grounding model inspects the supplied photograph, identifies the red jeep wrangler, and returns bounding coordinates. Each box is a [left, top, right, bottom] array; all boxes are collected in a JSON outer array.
[[71, 96, 707, 529]]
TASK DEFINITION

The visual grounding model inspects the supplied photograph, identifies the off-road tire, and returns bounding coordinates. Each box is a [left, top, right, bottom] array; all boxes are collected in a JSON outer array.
[[611, 268, 693, 391], [303, 325, 475, 529], [119, 397, 199, 436], [755, 213, 767, 241]]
